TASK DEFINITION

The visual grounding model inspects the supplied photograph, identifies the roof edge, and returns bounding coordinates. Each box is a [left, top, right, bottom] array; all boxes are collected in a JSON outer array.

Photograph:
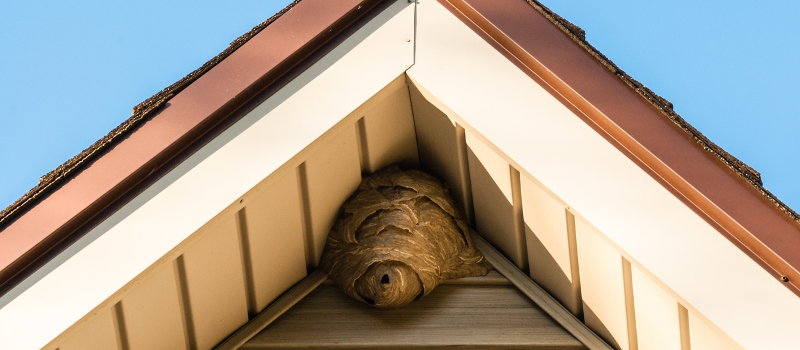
[[0, 0, 391, 293], [440, 0, 800, 296], [0, 1, 303, 226], [522, 0, 800, 224]]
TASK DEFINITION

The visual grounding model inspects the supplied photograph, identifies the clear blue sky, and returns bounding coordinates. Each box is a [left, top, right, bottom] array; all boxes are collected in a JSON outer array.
[[1, 0, 798, 213]]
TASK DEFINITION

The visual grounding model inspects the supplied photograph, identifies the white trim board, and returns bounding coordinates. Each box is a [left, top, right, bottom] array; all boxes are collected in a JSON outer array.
[[406, 1, 800, 349], [0, 2, 415, 349]]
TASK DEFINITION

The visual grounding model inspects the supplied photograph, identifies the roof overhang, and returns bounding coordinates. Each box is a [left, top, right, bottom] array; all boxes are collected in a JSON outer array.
[[1, 1, 799, 349]]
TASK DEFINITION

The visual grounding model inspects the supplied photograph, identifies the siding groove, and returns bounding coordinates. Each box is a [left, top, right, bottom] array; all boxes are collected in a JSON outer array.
[[235, 208, 258, 319], [173, 256, 196, 350], [296, 163, 314, 271], [622, 258, 639, 350], [565, 209, 583, 320], [111, 302, 130, 350]]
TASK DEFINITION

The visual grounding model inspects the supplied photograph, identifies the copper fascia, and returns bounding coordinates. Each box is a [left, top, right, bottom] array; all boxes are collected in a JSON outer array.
[[0, 0, 387, 290], [440, 0, 800, 294]]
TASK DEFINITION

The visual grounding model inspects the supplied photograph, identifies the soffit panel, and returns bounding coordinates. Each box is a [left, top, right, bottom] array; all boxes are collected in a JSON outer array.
[[0, 2, 415, 349], [407, 1, 800, 349], [456, 0, 800, 289], [44, 72, 418, 350]]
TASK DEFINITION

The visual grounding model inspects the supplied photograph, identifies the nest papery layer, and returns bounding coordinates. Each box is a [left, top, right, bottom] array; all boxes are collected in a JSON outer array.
[[320, 166, 491, 309]]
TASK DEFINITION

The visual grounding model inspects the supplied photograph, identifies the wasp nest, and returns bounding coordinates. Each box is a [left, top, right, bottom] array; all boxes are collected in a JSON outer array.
[[320, 165, 492, 309]]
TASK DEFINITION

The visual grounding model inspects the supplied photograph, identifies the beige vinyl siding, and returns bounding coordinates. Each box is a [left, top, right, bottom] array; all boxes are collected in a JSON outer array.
[[181, 215, 249, 350], [575, 219, 633, 350], [408, 82, 474, 225], [46, 73, 423, 350], [522, 176, 581, 316], [360, 86, 419, 172], [242, 173, 307, 314], [467, 130, 527, 270], [689, 311, 738, 350], [58, 309, 118, 350], [121, 265, 186, 350], [631, 265, 682, 350], [302, 124, 363, 267]]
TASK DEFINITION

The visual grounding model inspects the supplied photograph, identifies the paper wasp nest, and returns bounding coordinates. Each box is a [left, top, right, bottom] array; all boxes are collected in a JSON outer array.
[[320, 166, 492, 309]]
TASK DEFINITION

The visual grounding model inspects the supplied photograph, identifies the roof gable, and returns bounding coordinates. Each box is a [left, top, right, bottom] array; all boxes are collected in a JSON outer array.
[[1, 1, 798, 349]]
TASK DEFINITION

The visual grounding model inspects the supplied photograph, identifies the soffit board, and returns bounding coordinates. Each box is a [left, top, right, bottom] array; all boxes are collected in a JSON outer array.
[[0, 2, 415, 348], [406, 1, 800, 348], [445, 0, 800, 293]]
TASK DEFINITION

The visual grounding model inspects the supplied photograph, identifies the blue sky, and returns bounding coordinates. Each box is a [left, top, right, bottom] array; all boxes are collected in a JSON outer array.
[[1, 0, 798, 213]]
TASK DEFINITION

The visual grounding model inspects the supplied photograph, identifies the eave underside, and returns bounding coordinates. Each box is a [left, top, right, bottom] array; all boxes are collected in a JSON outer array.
[[2, 1, 798, 350]]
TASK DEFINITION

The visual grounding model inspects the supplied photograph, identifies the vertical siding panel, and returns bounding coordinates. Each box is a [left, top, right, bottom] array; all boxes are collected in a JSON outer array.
[[622, 259, 639, 350], [182, 216, 248, 350], [173, 256, 196, 350], [521, 176, 576, 313], [631, 266, 682, 350], [121, 265, 187, 350], [466, 131, 527, 269], [408, 83, 469, 217], [455, 124, 474, 226], [689, 312, 737, 350], [235, 208, 258, 318], [679, 304, 691, 350], [244, 172, 308, 313], [362, 87, 419, 172], [576, 218, 631, 350], [304, 125, 362, 266], [59, 309, 119, 350]]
